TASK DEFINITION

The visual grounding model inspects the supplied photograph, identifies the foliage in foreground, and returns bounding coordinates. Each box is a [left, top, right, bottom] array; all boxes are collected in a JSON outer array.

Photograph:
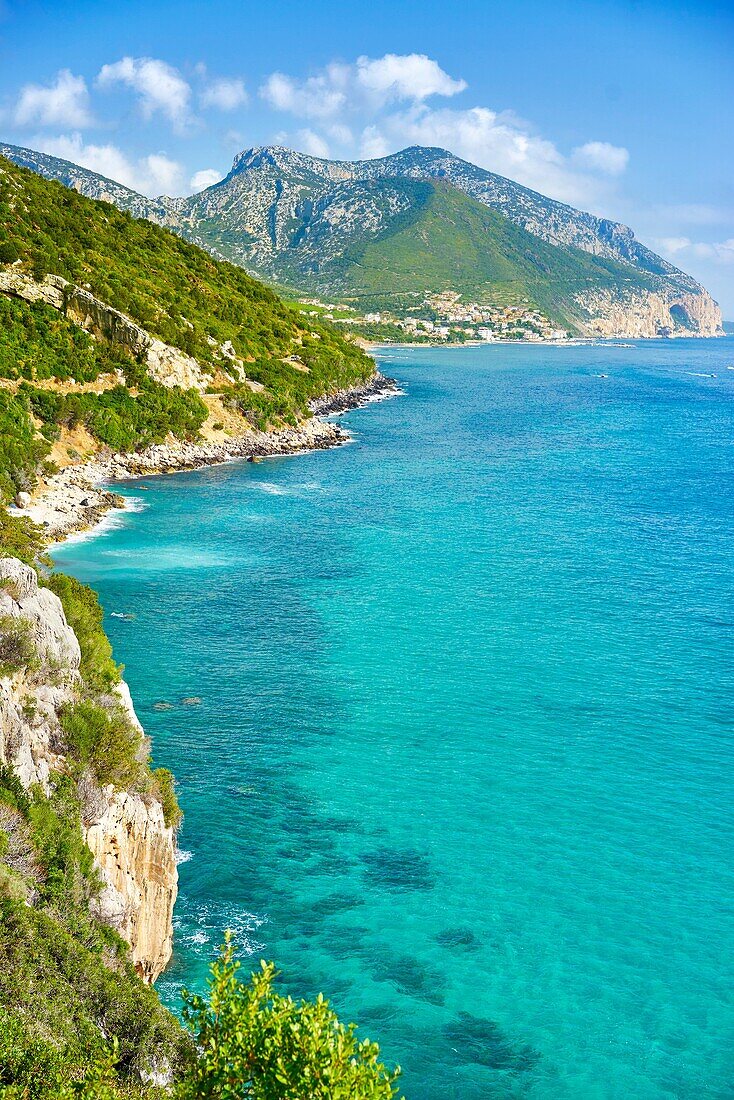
[[177, 936, 402, 1099], [0, 918, 401, 1099]]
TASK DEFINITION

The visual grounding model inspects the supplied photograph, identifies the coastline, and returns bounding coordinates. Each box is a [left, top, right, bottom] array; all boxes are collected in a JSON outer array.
[[21, 370, 399, 545]]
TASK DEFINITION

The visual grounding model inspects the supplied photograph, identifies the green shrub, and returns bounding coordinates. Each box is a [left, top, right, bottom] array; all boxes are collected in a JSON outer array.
[[21, 380, 208, 453], [0, 389, 50, 505], [0, 615, 37, 677], [178, 936, 402, 1099], [27, 780, 96, 907], [0, 512, 47, 565], [0, 898, 189, 1097], [0, 295, 133, 383], [153, 768, 182, 831], [0, 766, 31, 814], [60, 700, 144, 790], [46, 573, 120, 692]]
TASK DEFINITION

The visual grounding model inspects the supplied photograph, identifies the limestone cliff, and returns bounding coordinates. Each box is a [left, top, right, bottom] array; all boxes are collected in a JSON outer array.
[[0, 267, 207, 392], [85, 785, 177, 982], [0, 557, 177, 982], [574, 284, 723, 338]]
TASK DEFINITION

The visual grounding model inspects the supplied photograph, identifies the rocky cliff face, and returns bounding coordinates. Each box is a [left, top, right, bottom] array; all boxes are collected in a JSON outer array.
[[575, 285, 724, 338], [85, 784, 177, 983], [0, 557, 176, 982], [0, 267, 207, 391]]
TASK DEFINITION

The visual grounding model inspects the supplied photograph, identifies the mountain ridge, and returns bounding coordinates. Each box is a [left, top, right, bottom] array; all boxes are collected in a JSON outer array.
[[0, 140, 722, 338]]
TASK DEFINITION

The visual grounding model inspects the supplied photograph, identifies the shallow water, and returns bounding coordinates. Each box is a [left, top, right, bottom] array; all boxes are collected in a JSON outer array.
[[54, 340, 734, 1098]]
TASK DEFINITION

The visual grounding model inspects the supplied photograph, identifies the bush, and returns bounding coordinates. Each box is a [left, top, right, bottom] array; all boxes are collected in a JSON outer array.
[[0, 512, 47, 565], [27, 780, 96, 907], [60, 700, 144, 790], [0, 389, 50, 505], [153, 768, 182, 832], [178, 936, 402, 1099], [46, 573, 121, 692], [0, 898, 189, 1097], [21, 380, 208, 453], [0, 615, 37, 677]]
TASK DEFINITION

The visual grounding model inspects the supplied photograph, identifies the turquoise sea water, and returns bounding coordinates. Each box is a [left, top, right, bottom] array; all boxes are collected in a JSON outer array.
[[54, 341, 734, 1099]]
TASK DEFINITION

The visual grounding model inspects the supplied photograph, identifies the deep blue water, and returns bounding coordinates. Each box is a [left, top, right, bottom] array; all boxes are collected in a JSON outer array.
[[54, 341, 734, 1099]]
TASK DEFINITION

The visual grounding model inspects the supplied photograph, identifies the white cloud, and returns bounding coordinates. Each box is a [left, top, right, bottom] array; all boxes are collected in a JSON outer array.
[[573, 140, 629, 176], [259, 53, 465, 121], [379, 105, 608, 207], [200, 78, 248, 111], [326, 122, 353, 146], [13, 69, 91, 129], [97, 57, 192, 130], [356, 53, 466, 102], [706, 239, 734, 263], [190, 167, 222, 191], [256, 54, 630, 208], [260, 65, 350, 119], [296, 128, 330, 158], [34, 132, 185, 195], [359, 125, 390, 160], [654, 235, 734, 265], [654, 236, 692, 255]]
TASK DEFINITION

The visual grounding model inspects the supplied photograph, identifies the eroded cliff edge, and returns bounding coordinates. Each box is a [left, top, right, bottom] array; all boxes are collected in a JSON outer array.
[[0, 556, 176, 982]]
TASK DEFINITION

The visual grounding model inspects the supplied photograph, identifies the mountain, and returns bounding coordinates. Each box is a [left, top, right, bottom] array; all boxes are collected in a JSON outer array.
[[0, 152, 372, 445], [0, 141, 723, 338]]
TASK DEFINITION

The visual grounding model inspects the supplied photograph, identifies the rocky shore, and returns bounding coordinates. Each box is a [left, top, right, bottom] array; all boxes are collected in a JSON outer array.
[[20, 372, 399, 543], [308, 371, 400, 414]]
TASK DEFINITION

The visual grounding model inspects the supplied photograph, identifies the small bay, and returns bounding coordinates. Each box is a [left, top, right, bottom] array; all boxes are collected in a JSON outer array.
[[53, 340, 734, 1099]]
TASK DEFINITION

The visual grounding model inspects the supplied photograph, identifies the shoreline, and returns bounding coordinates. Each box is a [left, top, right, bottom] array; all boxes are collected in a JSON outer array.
[[21, 371, 400, 546]]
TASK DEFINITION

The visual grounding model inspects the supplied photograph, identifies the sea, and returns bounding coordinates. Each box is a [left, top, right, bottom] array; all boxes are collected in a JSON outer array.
[[53, 339, 734, 1099]]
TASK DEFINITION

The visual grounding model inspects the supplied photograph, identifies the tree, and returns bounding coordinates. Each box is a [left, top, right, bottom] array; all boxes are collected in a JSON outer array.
[[177, 936, 402, 1100]]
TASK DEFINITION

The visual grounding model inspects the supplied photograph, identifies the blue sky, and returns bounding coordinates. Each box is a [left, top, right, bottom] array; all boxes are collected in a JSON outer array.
[[1, 0, 732, 313]]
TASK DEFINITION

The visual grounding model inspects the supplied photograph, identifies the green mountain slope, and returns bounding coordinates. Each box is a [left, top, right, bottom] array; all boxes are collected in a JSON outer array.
[[0, 155, 372, 425], [281, 178, 651, 326]]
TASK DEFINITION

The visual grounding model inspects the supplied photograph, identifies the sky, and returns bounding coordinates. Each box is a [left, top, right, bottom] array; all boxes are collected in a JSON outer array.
[[1, 0, 733, 314]]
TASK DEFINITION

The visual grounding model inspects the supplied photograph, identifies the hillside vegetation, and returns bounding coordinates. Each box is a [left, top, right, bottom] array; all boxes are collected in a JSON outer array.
[[0, 155, 372, 425], [279, 178, 652, 325]]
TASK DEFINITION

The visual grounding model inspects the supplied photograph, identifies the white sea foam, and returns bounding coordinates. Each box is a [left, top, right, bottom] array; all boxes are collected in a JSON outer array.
[[177, 902, 267, 957], [56, 507, 129, 547], [53, 495, 149, 549], [250, 481, 290, 495], [176, 849, 194, 865]]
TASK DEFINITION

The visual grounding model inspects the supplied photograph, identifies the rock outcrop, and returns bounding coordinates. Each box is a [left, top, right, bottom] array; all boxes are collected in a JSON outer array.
[[0, 557, 176, 982], [575, 285, 723, 338], [85, 786, 177, 983], [0, 267, 207, 391]]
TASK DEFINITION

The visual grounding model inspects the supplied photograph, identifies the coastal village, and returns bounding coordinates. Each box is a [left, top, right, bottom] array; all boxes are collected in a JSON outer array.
[[301, 290, 570, 343]]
